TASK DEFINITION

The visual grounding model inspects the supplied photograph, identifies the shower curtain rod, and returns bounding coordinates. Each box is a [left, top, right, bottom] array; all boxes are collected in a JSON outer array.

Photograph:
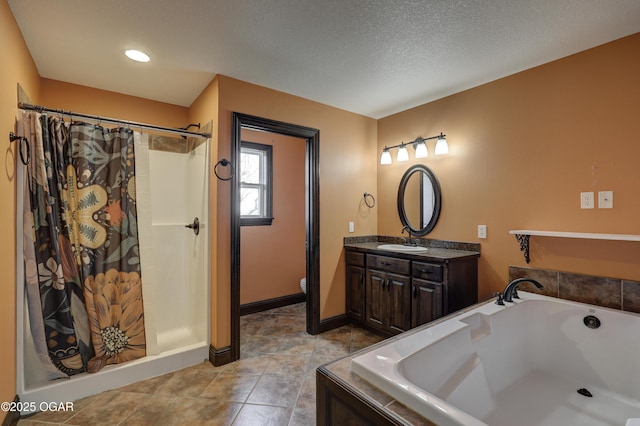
[[18, 102, 211, 139]]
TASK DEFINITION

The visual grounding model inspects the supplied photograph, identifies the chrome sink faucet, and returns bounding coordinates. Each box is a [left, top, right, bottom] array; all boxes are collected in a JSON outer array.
[[495, 278, 543, 305]]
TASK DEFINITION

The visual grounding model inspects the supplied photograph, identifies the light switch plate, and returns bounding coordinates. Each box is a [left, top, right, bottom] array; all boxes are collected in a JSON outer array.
[[478, 225, 487, 239], [348, 221, 355, 233]]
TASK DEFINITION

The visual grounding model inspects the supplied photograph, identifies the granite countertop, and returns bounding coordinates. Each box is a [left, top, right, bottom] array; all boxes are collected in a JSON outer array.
[[344, 236, 480, 261]]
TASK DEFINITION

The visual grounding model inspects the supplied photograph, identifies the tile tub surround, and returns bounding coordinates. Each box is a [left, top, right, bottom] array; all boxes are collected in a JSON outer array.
[[17, 303, 383, 426], [345, 236, 481, 253], [509, 265, 640, 313], [149, 120, 212, 153]]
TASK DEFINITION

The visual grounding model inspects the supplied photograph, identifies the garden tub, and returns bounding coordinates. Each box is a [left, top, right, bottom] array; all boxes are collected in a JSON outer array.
[[351, 292, 640, 425]]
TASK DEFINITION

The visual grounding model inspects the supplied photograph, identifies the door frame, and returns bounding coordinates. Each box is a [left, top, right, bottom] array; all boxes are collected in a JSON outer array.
[[230, 112, 320, 361]]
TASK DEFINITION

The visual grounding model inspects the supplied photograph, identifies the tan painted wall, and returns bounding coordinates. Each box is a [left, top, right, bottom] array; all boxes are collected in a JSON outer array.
[[39, 79, 189, 127], [240, 129, 306, 305], [378, 33, 640, 301], [187, 77, 219, 345], [0, 0, 41, 406], [214, 75, 378, 346]]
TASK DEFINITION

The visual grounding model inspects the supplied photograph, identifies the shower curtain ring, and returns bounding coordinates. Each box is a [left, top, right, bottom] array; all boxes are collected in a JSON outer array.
[[214, 159, 234, 181]]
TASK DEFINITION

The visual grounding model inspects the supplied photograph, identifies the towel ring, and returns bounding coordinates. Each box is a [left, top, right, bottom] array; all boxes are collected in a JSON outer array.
[[9, 132, 30, 165], [214, 158, 234, 181], [363, 192, 376, 208]]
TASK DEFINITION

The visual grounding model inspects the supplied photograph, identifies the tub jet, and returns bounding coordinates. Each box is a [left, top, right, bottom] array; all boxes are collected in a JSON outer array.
[[583, 315, 601, 329]]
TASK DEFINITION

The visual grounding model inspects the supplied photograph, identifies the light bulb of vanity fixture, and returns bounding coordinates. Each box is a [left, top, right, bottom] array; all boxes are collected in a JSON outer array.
[[380, 147, 392, 165], [435, 134, 448, 155], [415, 140, 428, 158], [397, 144, 409, 162]]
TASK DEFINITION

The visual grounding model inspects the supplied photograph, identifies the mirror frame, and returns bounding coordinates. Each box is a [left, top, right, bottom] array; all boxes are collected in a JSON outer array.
[[397, 164, 442, 237]]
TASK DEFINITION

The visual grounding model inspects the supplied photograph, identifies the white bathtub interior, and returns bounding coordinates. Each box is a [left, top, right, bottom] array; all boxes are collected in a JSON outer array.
[[16, 135, 210, 410], [352, 293, 640, 426]]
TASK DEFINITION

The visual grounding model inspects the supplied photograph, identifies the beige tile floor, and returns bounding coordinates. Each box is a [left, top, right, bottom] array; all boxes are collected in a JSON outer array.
[[18, 303, 383, 425]]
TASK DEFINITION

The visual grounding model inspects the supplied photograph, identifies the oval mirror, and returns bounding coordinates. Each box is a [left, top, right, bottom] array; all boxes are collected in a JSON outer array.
[[397, 164, 441, 236]]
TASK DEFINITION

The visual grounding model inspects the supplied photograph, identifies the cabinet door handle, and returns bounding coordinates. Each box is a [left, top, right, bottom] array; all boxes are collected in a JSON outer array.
[[387, 279, 392, 292], [418, 267, 432, 274], [381, 261, 392, 266], [359, 274, 364, 287], [413, 286, 418, 298]]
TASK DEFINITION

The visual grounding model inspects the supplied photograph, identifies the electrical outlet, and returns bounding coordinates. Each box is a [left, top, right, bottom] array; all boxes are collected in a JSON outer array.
[[598, 191, 613, 208], [580, 192, 594, 209], [478, 225, 487, 239]]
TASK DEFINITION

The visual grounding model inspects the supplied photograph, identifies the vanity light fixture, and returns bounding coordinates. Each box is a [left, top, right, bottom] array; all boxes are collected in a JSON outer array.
[[380, 147, 392, 165], [435, 134, 449, 155], [380, 133, 448, 165], [396, 143, 409, 162], [414, 138, 428, 158]]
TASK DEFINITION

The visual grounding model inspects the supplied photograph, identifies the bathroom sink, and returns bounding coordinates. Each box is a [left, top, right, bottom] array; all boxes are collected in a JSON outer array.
[[377, 244, 428, 253]]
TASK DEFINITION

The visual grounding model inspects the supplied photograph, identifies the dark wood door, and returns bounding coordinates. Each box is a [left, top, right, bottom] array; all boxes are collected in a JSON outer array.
[[347, 265, 365, 321], [386, 273, 411, 334], [411, 279, 443, 328], [365, 270, 386, 330]]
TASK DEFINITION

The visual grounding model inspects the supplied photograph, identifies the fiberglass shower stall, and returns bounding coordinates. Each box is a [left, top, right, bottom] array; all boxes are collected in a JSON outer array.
[[16, 124, 210, 409]]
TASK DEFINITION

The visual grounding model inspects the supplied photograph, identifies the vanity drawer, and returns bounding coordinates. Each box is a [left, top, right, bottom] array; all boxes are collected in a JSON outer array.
[[412, 261, 444, 282], [345, 251, 365, 267], [367, 254, 410, 275]]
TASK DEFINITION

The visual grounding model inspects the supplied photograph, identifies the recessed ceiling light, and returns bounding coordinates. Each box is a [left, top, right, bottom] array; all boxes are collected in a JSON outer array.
[[125, 49, 150, 63]]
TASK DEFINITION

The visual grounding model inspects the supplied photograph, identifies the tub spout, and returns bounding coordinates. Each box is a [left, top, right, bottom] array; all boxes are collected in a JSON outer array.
[[502, 278, 543, 303]]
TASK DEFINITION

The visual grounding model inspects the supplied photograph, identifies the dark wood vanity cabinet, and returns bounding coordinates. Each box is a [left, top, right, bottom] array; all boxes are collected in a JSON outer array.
[[345, 251, 366, 322], [345, 247, 478, 336], [411, 260, 444, 327], [364, 254, 412, 335], [365, 270, 411, 334], [411, 279, 442, 327]]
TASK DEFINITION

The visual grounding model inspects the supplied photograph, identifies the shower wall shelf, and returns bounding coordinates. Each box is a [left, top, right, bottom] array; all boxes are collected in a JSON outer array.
[[509, 230, 640, 263]]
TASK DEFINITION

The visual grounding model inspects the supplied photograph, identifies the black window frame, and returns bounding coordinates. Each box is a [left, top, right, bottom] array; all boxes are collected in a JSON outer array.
[[240, 141, 274, 226]]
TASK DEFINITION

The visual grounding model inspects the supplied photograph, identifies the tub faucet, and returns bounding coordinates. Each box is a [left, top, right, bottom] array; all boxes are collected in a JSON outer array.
[[501, 278, 543, 303]]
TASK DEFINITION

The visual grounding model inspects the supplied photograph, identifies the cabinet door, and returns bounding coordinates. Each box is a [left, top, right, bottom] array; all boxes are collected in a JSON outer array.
[[365, 270, 386, 330], [386, 273, 412, 334], [346, 265, 365, 321], [411, 279, 443, 328]]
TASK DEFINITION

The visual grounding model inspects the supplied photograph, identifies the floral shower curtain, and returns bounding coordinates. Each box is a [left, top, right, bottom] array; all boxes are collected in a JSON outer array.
[[22, 112, 146, 376]]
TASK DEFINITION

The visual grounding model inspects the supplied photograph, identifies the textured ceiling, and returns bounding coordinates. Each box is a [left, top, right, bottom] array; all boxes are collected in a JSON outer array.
[[8, 0, 640, 119]]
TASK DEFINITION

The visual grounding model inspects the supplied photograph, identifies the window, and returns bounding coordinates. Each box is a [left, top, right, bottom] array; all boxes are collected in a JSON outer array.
[[240, 142, 273, 226]]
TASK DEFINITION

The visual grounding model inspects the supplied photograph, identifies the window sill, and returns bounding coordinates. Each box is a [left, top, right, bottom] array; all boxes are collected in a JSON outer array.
[[241, 217, 274, 226]]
